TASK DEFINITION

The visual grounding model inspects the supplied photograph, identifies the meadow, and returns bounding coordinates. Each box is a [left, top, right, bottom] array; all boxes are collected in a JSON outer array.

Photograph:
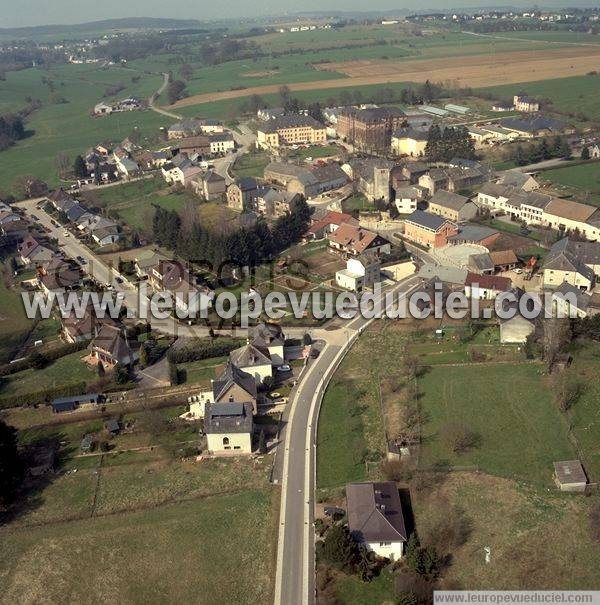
[[538, 161, 600, 205], [0, 64, 167, 195], [0, 272, 34, 364]]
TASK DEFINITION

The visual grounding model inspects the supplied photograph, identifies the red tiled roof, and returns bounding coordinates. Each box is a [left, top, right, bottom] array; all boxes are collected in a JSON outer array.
[[465, 272, 512, 291]]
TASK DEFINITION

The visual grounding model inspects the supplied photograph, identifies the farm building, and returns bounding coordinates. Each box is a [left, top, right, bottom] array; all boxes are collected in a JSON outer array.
[[420, 105, 449, 117], [444, 103, 470, 115], [51, 393, 101, 413]]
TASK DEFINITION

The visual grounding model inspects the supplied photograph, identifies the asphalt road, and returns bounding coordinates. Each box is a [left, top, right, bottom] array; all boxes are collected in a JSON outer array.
[[273, 274, 422, 605]]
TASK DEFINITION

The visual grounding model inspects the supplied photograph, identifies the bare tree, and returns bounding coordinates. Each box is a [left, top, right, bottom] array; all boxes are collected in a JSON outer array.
[[442, 421, 481, 454], [540, 317, 572, 370], [552, 370, 584, 412]]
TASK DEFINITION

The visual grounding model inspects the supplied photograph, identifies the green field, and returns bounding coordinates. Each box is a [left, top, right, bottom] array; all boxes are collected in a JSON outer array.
[[87, 177, 192, 233], [0, 271, 33, 364], [0, 350, 96, 398], [0, 64, 167, 195], [0, 409, 278, 604], [231, 150, 272, 178], [539, 161, 600, 205], [480, 74, 600, 121], [417, 363, 575, 485]]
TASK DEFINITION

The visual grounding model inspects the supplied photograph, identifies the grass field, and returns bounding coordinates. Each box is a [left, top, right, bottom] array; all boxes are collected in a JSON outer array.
[[231, 151, 272, 178], [0, 271, 33, 364], [0, 350, 95, 398], [538, 161, 600, 206], [0, 64, 167, 194], [480, 74, 600, 121], [416, 363, 575, 485]]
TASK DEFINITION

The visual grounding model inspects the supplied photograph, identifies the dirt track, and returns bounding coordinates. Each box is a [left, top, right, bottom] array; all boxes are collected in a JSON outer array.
[[171, 46, 600, 109]]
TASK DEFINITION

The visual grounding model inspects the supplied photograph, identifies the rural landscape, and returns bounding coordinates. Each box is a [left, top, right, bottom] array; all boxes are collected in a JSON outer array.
[[0, 4, 600, 605]]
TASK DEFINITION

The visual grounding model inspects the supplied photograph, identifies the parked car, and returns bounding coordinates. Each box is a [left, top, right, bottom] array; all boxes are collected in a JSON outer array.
[[276, 364, 291, 373], [310, 348, 320, 359]]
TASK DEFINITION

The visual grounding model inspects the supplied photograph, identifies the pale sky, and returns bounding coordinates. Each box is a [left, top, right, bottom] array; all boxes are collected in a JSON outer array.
[[1, 0, 599, 28]]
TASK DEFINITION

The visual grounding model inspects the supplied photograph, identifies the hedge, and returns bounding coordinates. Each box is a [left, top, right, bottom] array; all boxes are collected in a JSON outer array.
[[167, 338, 244, 364], [0, 340, 90, 378], [0, 381, 88, 410]]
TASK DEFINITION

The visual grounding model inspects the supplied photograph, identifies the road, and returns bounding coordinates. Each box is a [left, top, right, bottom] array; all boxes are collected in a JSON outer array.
[[273, 274, 421, 605]]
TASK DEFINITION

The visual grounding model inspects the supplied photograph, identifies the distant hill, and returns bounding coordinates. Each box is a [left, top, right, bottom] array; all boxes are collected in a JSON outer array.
[[0, 17, 205, 38]]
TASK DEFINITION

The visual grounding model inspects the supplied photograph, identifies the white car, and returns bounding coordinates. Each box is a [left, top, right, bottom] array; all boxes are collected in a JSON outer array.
[[276, 364, 291, 372]]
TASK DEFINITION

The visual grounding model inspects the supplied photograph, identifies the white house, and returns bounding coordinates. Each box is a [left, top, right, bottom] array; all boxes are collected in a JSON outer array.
[[335, 252, 381, 292], [393, 186, 422, 214], [204, 403, 253, 454], [248, 323, 285, 366], [229, 343, 273, 384], [465, 273, 512, 300], [346, 482, 407, 561]]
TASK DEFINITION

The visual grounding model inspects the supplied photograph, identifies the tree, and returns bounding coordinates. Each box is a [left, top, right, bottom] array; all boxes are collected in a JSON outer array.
[[169, 361, 179, 386], [29, 351, 48, 369], [581, 145, 590, 161], [73, 155, 87, 178], [540, 317, 572, 369], [319, 524, 357, 571], [0, 420, 23, 506], [356, 546, 375, 582], [442, 421, 481, 454], [97, 361, 105, 377], [405, 533, 421, 573], [55, 152, 70, 179], [179, 63, 194, 82], [115, 365, 130, 385], [167, 80, 187, 105], [258, 429, 267, 455]]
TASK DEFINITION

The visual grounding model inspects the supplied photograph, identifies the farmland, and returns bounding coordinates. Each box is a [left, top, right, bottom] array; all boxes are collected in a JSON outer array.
[[0, 271, 33, 364], [538, 161, 600, 206]]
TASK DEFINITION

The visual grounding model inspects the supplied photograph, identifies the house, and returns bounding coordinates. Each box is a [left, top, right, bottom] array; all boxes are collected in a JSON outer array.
[[0, 209, 21, 225], [489, 249, 519, 272], [197, 118, 224, 133], [393, 186, 423, 214], [542, 238, 600, 291], [403, 210, 457, 248], [513, 92, 540, 113], [80, 434, 95, 453], [305, 210, 358, 240], [468, 127, 492, 145], [134, 249, 167, 279], [264, 161, 348, 199], [502, 116, 565, 138], [346, 481, 407, 560], [585, 143, 600, 159], [551, 283, 592, 318], [500, 315, 535, 344], [18, 235, 54, 266], [89, 324, 138, 368], [204, 402, 253, 454], [328, 224, 391, 256], [492, 100, 514, 112], [251, 188, 300, 219], [115, 156, 140, 178], [212, 363, 258, 413], [168, 119, 202, 139], [61, 301, 118, 343], [91, 224, 120, 247], [1, 219, 29, 242], [468, 252, 495, 275], [51, 393, 100, 413], [427, 190, 478, 223], [446, 224, 500, 248], [249, 323, 285, 365], [553, 460, 588, 493], [418, 168, 449, 195], [464, 272, 512, 299], [38, 256, 81, 295], [227, 177, 259, 211], [171, 135, 210, 156], [479, 124, 518, 141], [105, 418, 121, 436], [207, 133, 235, 154], [229, 343, 273, 384], [149, 259, 214, 315], [498, 170, 539, 192], [256, 115, 326, 149], [94, 102, 113, 115], [391, 127, 429, 157], [417, 263, 468, 287], [542, 198, 600, 241], [392, 161, 429, 186], [335, 252, 381, 292], [257, 107, 286, 121], [192, 170, 226, 201]]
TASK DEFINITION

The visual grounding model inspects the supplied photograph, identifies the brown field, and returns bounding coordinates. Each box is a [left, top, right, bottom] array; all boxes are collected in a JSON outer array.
[[171, 46, 600, 108]]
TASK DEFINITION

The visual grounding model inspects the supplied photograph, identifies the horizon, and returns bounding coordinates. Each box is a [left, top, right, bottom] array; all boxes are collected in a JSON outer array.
[[2, 0, 600, 29]]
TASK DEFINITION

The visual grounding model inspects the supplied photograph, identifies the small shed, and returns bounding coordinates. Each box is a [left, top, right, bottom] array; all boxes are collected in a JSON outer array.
[[553, 460, 588, 492], [81, 434, 95, 453], [105, 419, 121, 436], [51, 393, 100, 413]]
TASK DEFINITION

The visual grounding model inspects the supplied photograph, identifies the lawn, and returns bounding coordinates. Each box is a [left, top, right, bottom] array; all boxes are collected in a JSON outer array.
[[342, 194, 372, 213], [287, 144, 340, 161], [231, 151, 272, 178], [539, 161, 600, 206], [0, 271, 33, 364], [0, 350, 96, 398], [178, 356, 227, 386], [417, 363, 575, 485]]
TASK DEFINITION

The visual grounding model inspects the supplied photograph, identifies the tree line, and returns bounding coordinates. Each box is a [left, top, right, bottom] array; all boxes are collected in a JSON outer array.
[[425, 125, 476, 162]]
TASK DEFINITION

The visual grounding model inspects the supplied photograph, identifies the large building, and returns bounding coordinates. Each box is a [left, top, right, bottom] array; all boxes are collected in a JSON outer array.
[[264, 162, 348, 199], [256, 115, 326, 149], [513, 92, 540, 113], [542, 238, 600, 292], [403, 210, 457, 248], [336, 107, 405, 152], [391, 127, 429, 157], [427, 190, 478, 223]]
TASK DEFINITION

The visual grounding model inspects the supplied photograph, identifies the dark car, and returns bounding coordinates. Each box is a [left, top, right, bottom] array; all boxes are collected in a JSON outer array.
[[310, 348, 320, 359]]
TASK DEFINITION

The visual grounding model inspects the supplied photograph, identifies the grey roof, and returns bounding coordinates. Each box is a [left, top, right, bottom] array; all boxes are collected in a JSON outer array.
[[502, 115, 565, 134], [259, 114, 325, 133], [230, 343, 272, 368], [393, 126, 429, 141], [469, 252, 494, 273], [340, 106, 405, 123], [346, 481, 407, 543], [498, 170, 537, 189], [552, 282, 592, 311], [428, 190, 471, 212], [212, 363, 257, 402], [52, 393, 99, 406], [235, 176, 259, 191], [105, 419, 121, 432], [249, 322, 285, 348], [204, 402, 253, 434], [553, 460, 587, 485], [543, 238, 599, 282], [405, 209, 451, 231]]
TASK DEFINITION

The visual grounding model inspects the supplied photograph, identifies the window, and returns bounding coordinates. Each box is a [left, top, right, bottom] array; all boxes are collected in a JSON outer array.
[[379, 542, 392, 547], [223, 437, 230, 446]]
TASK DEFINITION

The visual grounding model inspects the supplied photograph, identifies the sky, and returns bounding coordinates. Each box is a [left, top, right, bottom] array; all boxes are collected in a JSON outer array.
[[1, 0, 599, 28]]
